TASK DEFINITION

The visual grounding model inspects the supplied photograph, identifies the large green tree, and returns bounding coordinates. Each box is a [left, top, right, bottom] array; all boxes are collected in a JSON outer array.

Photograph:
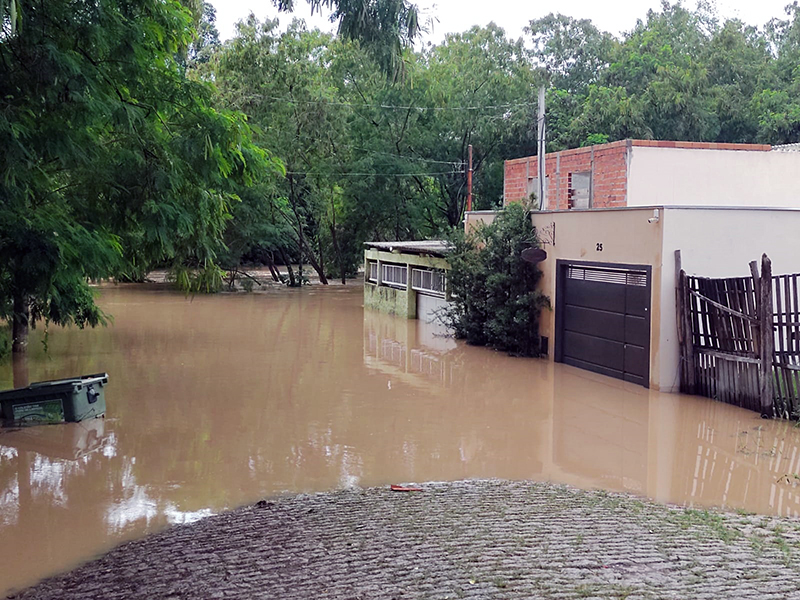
[[526, 13, 616, 94], [213, 18, 355, 284], [275, 0, 420, 77], [0, 0, 279, 351], [415, 25, 538, 222]]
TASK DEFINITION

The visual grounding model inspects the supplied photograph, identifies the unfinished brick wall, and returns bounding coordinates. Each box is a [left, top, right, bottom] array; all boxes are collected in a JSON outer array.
[[503, 140, 772, 211], [504, 140, 629, 210]]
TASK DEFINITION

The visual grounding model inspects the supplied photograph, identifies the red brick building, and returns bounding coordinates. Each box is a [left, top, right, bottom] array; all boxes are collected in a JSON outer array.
[[504, 139, 779, 210]]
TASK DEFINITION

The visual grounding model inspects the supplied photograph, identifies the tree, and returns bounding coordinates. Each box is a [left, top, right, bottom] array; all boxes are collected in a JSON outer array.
[[446, 203, 550, 356], [567, 85, 651, 147], [412, 24, 539, 223], [756, 3, 800, 143], [214, 18, 355, 284], [525, 13, 616, 93], [540, 2, 786, 147], [275, 0, 420, 78], [0, 0, 280, 351], [188, 2, 222, 66], [212, 19, 540, 280]]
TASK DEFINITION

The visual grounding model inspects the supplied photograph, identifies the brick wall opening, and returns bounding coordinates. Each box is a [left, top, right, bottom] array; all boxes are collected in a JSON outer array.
[[568, 172, 591, 209]]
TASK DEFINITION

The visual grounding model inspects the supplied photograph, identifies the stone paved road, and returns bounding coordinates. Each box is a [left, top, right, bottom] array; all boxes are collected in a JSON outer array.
[[9, 480, 800, 599]]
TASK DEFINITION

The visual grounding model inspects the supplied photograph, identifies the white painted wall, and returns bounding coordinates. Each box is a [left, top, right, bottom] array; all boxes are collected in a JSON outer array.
[[658, 208, 800, 392], [628, 147, 800, 208]]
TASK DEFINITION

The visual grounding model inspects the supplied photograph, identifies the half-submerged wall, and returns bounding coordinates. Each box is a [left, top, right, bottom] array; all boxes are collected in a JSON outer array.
[[363, 246, 450, 320], [364, 281, 416, 318]]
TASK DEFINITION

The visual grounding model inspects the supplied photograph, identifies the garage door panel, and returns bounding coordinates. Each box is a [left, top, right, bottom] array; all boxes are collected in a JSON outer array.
[[564, 305, 625, 342], [625, 285, 649, 317], [564, 278, 626, 313], [563, 357, 624, 380], [623, 372, 647, 386], [562, 331, 624, 370], [624, 315, 649, 346], [624, 344, 648, 378]]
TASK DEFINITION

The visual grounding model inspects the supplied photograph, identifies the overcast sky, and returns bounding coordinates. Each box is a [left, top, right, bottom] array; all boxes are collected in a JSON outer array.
[[209, 0, 794, 44]]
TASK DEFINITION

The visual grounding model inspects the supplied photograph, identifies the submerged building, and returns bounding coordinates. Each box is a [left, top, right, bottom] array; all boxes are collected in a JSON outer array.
[[363, 240, 451, 323]]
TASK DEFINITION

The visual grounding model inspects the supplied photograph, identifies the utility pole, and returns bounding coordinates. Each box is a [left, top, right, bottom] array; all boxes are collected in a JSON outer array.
[[537, 85, 547, 210], [467, 143, 473, 212]]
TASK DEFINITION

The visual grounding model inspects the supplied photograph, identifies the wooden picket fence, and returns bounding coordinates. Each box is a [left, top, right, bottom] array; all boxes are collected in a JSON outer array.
[[677, 252, 800, 419]]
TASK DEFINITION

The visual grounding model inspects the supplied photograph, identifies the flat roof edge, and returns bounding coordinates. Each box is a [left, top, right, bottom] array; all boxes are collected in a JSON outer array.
[[533, 205, 800, 214], [505, 139, 773, 165]]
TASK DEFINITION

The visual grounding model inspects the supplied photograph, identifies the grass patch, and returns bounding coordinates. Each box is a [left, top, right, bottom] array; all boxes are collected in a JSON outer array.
[[669, 508, 742, 543], [492, 577, 507, 589]]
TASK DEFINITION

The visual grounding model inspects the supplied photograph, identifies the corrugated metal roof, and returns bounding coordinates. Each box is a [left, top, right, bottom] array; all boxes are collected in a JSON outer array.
[[772, 143, 800, 152], [364, 240, 452, 257]]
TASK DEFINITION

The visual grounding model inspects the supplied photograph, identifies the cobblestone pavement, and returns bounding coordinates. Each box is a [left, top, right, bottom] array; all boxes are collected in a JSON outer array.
[[10, 480, 800, 599]]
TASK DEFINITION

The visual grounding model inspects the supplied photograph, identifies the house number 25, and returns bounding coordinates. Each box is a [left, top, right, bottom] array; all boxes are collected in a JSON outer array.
[[596, 243, 603, 251]]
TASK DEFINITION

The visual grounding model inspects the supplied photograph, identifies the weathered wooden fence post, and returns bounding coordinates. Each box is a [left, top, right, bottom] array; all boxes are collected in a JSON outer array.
[[675, 250, 685, 390], [750, 260, 761, 358], [675, 250, 696, 394], [759, 254, 774, 418]]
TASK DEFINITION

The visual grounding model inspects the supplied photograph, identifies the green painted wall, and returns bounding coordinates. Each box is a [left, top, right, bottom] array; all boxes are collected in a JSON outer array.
[[363, 249, 449, 319], [364, 282, 416, 318]]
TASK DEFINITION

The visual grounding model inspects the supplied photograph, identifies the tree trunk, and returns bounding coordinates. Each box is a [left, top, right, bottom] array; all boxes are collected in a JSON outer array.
[[301, 244, 329, 285], [287, 176, 305, 283], [286, 175, 328, 285], [12, 354, 29, 388], [278, 248, 298, 287], [267, 255, 284, 283], [11, 292, 29, 354], [318, 235, 326, 282], [329, 220, 346, 285]]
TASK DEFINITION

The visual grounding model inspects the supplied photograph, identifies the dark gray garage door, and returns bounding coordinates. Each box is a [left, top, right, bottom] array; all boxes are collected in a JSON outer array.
[[556, 262, 651, 387]]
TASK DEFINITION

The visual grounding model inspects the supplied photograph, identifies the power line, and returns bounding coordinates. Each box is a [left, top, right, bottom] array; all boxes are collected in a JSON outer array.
[[259, 127, 468, 166], [351, 147, 462, 165], [285, 170, 464, 177], [250, 95, 535, 112]]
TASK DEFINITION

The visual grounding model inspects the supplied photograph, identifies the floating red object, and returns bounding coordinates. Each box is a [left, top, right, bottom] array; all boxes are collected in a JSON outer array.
[[390, 484, 423, 492]]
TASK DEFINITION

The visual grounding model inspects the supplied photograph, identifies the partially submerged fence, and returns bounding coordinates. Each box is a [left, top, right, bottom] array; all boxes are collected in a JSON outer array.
[[677, 252, 800, 419]]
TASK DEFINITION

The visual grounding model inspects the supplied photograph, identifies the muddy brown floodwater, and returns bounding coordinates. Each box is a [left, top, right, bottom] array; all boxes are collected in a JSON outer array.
[[2, 284, 800, 594]]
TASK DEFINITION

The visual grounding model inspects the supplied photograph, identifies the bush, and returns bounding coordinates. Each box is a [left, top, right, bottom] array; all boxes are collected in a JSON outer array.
[[446, 203, 550, 356]]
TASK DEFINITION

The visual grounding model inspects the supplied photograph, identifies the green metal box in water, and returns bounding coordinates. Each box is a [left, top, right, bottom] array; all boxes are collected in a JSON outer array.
[[0, 373, 108, 425]]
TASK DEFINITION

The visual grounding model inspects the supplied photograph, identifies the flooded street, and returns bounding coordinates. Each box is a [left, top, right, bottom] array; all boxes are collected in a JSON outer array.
[[2, 284, 800, 594]]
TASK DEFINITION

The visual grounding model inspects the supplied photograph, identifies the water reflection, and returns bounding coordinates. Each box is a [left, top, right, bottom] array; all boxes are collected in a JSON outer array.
[[2, 419, 108, 461], [364, 311, 461, 388], [1, 285, 800, 594], [362, 304, 800, 518]]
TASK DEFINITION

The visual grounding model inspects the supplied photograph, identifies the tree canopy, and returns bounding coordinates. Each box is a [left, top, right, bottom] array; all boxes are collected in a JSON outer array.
[[0, 0, 280, 350], [538, 2, 800, 149]]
